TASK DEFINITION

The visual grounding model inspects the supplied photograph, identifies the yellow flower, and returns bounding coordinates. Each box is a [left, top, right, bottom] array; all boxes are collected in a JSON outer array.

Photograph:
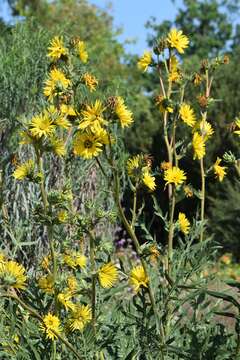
[[199, 119, 214, 139], [82, 73, 98, 92], [63, 252, 86, 269], [13, 160, 34, 180], [179, 103, 196, 127], [30, 113, 55, 138], [73, 132, 103, 159], [0, 260, 27, 290], [60, 104, 77, 117], [0, 252, 6, 264], [67, 276, 77, 292], [234, 118, 240, 136], [75, 40, 88, 63], [168, 55, 181, 82], [149, 245, 160, 264], [127, 154, 150, 179], [57, 292, 75, 311], [184, 185, 193, 198], [167, 28, 189, 54], [38, 274, 54, 294], [129, 266, 148, 293], [178, 212, 190, 235], [67, 304, 91, 332], [213, 158, 227, 182], [40, 313, 61, 341], [142, 170, 156, 191], [156, 95, 173, 113], [54, 116, 71, 130], [41, 255, 51, 270], [80, 100, 107, 132], [127, 155, 142, 176], [192, 132, 206, 160], [19, 130, 34, 145], [57, 209, 68, 223], [164, 166, 187, 186], [50, 137, 66, 157], [98, 262, 118, 288], [115, 97, 133, 128], [137, 51, 152, 72], [44, 68, 71, 101], [160, 161, 172, 171], [47, 36, 68, 61]]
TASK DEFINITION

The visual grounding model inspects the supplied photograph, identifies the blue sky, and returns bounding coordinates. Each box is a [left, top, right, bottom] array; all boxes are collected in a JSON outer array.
[[89, 0, 183, 53], [0, 0, 183, 54]]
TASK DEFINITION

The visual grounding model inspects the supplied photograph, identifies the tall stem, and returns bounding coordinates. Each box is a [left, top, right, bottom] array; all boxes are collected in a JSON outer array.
[[88, 230, 96, 337], [168, 187, 176, 272], [200, 158, 205, 242], [36, 150, 57, 307], [131, 187, 137, 228]]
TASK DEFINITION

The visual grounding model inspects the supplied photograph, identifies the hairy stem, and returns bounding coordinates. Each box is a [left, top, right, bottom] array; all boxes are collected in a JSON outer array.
[[200, 158, 205, 242], [88, 230, 96, 337]]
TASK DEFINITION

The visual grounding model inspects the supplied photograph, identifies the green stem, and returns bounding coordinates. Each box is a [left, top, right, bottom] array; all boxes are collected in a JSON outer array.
[[167, 187, 176, 273], [36, 150, 57, 308], [52, 341, 57, 360], [200, 158, 205, 242], [113, 172, 164, 339], [88, 230, 96, 337], [131, 187, 137, 228]]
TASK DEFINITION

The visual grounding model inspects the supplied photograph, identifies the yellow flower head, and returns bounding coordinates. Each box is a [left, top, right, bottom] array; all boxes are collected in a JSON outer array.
[[0, 252, 6, 264], [38, 274, 54, 294], [149, 245, 160, 264], [127, 154, 152, 179], [234, 118, 240, 136], [129, 265, 148, 293], [213, 158, 227, 182], [168, 55, 181, 82], [67, 304, 91, 332], [13, 160, 34, 180], [60, 104, 77, 117], [47, 36, 68, 61], [50, 137, 66, 157], [30, 113, 55, 138], [142, 170, 156, 191], [44, 68, 71, 101], [19, 130, 34, 145], [40, 313, 61, 341], [115, 97, 133, 128], [57, 209, 68, 223], [160, 161, 172, 171], [41, 255, 51, 270], [179, 103, 196, 127], [73, 131, 103, 159], [63, 252, 86, 269], [184, 185, 193, 198], [67, 276, 78, 292], [80, 100, 107, 132], [75, 40, 88, 63], [0, 260, 27, 290], [164, 166, 187, 186], [198, 119, 214, 140], [82, 73, 98, 92], [57, 292, 75, 311], [98, 262, 118, 288], [167, 28, 189, 54], [156, 95, 173, 113], [137, 51, 152, 72], [178, 212, 190, 235], [192, 132, 206, 160]]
